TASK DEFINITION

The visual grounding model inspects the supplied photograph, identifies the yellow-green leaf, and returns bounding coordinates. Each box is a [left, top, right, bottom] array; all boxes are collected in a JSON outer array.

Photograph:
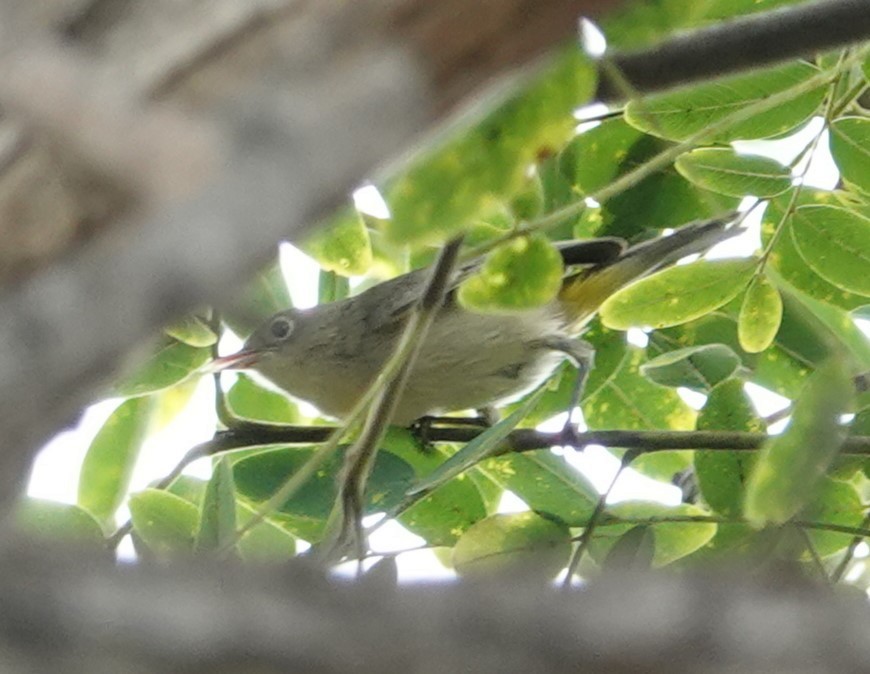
[[600, 258, 757, 329], [452, 512, 570, 578], [738, 275, 783, 353], [829, 117, 870, 195], [114, 340, 210, 398], [675, 148, 791, 197], [302, 209, 373, 276], [625, 61, 826, 142], [16, 499, 105, 544], [386, 48, 596, 244], [164, 314, 217, 347], [458, 234, 563, 310], [790, 205, 870, 297], [77, 397, 153, 523], [744, 359, 854, 527], [129, 489, 199, 556]]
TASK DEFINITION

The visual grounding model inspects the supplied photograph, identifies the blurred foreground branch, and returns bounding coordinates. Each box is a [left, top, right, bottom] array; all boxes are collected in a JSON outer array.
[[0, 541, 868, 673]]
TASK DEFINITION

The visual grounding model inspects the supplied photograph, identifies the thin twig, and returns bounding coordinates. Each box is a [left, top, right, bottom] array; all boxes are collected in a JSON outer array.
[[562, 450, 635, 587], [321, 236, 465, 562]]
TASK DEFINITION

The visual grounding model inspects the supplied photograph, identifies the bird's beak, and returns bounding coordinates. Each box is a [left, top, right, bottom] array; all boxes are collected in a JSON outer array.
[[208, 350, 262, 372]]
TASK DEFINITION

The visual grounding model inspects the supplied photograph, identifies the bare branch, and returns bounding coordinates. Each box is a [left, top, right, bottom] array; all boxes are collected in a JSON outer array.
[[597, 0, 870, 100]]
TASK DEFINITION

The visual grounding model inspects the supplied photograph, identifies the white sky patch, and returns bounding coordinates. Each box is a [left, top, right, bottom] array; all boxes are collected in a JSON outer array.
[[279, 242, 320, 309], [579, 18, 607, 58], [353, 183, 391, 219]]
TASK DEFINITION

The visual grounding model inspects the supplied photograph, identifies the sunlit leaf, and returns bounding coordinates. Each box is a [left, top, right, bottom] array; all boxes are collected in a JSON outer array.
[[386, 48, 596, 244], [78, 397, 153, 523], [625, 61, 826, 142], [738, 275, 783, 353], [675, 148, 791, 197], [302, 209, 373, 276], [601, 258, 757, 329], [164, 315, 218, 347], [458, 234, 563, 310], [114, 339, 209, 398], [790, 205, 870, 297], [744, 359, 854, 527], [763, 190, 868, 311], [226, 374, 299, 424], [829, 117, 870, 194], [453, 512, 571, 578]]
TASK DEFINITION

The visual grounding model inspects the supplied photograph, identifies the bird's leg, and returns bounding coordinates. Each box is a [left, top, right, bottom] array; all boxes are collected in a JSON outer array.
[[541, 337, 595, 436]]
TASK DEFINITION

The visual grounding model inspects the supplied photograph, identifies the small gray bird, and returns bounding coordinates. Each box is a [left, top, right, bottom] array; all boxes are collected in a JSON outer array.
[[214, 216, 737, 424]]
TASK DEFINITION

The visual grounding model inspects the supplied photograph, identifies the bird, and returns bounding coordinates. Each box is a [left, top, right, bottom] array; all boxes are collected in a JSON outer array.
[[214, 216, 738, 425]]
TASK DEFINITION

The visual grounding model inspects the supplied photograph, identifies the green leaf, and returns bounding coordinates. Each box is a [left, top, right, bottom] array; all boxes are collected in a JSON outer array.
[[625, 61, 826, 142], [583, 346, 696, 480], [223, 259, 292, 337], [168, 475, 297, 561], [510, 172, 545, 221], [560, 118, 644, 195], [480, 451, 599, 526], [236, 505, 297, 562], [196, 458, 238, 553], [763, 190, 868, 311], [233, 446, 414, 541], [602, 525, 655, 571], [16, 499, 105, 544], [226, 374, 299, 424], [128, 489, 199, 555], [801, 478, 864, 558], [694, 380, 764, 517], [302, 209, 373, 276], [790, 205, 870, 297], [561, 123, 738, 238], [385, 48, 596, 244], [640, 343, 742, 393], [452, 512, 571, 578], [379, 429, 486, 546], [164, 315, 218, 347], [114, 339, 210, 397], [592, 502, 717, 567], [458, 234, 563, 310], [829, 117, 870, 194], [738, 275, 783, 353], [77, 397, 153, 523], [675, 148, 791, 197], [318, 270, 350, 304], [407, 388, 545, 497], [600, 258, 757, 330], [744, 359, 855, 527]]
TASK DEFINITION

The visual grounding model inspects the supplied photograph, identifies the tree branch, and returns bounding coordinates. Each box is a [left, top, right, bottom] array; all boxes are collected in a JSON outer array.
[[596, 0, 870, 100], [2, 543, 870, 673], [193, 424, 870, 456]]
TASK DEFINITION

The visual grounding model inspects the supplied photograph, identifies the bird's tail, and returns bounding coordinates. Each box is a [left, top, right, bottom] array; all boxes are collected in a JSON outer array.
[[558, 215, 740, 331]]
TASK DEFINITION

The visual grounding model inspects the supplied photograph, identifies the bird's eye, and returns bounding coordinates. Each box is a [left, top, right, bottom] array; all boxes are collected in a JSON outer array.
[[270, 316, 294, 340]]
